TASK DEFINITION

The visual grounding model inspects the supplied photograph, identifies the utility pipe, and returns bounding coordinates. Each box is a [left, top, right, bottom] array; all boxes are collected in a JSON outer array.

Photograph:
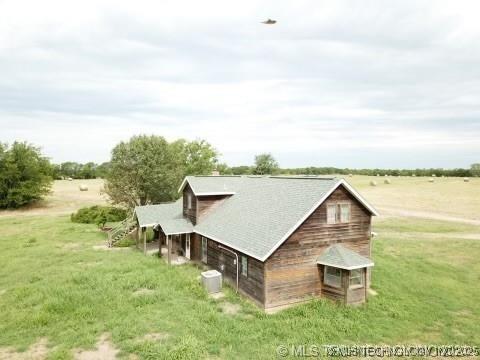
[[218, 245, 239, 293]]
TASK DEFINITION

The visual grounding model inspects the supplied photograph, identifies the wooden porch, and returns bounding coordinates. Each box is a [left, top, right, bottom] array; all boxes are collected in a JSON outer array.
[[136, 227, 192, 265]]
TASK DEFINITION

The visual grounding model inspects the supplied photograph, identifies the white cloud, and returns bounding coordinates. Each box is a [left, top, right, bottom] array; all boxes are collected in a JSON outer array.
[[1, 0, 479, 168]]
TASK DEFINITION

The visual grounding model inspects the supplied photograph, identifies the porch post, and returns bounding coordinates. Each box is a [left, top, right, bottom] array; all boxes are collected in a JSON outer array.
[[167, 235, 171, 265], [364, 268, 368, 302], [143, 228, 147, 255], [158, 231, 162, 257], [135, 227, 139, 249]]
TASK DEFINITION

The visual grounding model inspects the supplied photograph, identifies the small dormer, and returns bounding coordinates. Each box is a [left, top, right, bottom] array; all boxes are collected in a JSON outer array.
[[183, 183, 197, 224], [180, 176, 239, 225]]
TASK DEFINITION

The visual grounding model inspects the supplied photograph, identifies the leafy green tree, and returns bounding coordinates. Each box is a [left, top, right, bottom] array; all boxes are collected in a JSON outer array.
[[471, 163, 480, 177], [60, 162, 82, 178], [79, 162, 97, 179], [182, 140, 218, 175], [230, 165, 252, 175], [96, 162, 111, 178], [253, 153, 279, 175], [104, 135, 218, 208], [0, 142, 53, 208], [216, 163, 232, 175]]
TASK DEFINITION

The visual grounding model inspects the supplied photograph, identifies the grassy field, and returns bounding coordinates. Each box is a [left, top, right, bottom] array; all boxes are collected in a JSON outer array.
[[0, 179, 108, 218], [345, 175, 480, 223], [0, 178, 479, 359]]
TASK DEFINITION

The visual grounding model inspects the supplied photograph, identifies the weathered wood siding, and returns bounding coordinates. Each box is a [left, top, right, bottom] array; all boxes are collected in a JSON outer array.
[[345, 269, 367, 305], [204, 237, 265, 305], [190, 233, 202, 261], [183, 184, 197, 224], [196, 195, 229, 222], [264, 185, 372, 308], [318, 266, 347, 303]]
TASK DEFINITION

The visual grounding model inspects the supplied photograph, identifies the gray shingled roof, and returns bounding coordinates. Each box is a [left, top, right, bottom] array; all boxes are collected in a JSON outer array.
[[179, 175, 244, 195], [134, 199, 193, 235], [194, 176, 342, 261], [316, 244, 374, 270], [135, 176, 377, 261]]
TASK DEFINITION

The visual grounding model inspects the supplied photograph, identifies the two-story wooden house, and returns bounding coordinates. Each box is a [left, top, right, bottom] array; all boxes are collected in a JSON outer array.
[[134, 175, 378, 310]]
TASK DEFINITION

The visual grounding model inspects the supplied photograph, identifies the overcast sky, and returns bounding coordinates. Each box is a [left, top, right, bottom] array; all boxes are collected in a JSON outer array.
[[1, 0, 479, 168]]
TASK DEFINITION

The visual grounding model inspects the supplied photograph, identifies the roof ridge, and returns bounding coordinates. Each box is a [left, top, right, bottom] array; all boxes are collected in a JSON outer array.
[[192, 175, 242, 178], [268, 176, 337, 180]]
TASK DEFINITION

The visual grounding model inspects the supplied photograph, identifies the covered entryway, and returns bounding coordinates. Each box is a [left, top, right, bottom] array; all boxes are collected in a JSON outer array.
[[134, 201, 193, 263], [317, 244, 374, 305], [159, 232, 192, 265]]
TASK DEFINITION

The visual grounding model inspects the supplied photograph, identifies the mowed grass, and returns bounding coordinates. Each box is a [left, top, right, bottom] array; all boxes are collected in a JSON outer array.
[[0, 215, 479, 359], [0, 179, 108, 218], [343, 175, 480, 221]]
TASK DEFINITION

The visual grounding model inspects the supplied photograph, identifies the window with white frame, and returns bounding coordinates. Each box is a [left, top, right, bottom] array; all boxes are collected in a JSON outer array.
[[326, 202, 351, 224], [201, 237, 207, 263], [349, 268, 364, 287], [324, 266, 342, 288], [340, 203, 351, 223], [327, 204, 337, 224], [187, 193, 192, 210], [241, 255, 248, 277]]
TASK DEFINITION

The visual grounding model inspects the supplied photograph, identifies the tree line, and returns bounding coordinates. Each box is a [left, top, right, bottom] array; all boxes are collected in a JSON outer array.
[[1, 138, 479, 209], [52, 162, 111, 179]]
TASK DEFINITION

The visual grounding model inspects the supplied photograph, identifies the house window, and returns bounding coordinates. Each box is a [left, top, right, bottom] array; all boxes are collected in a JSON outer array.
[[327, 204, 336, 224], [201, 237, 207, 263], [241, 255, 248, 277], [340, 203, 351, 223], [326, 202, 351, 224], [349, 269, 364, 288], [187, 193, 192, 210], [324, 266, 342, 288]]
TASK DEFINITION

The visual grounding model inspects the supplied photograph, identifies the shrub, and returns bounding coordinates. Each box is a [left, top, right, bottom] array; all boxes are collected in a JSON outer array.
[[0, 142, 53, 209], [71, 206, 127, 228]]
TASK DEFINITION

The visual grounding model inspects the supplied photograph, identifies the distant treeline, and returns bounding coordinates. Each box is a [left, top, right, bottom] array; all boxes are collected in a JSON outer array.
[[225, 165, 479, 177], [53, 161, 480, 179], [52, 162, 110, 179]]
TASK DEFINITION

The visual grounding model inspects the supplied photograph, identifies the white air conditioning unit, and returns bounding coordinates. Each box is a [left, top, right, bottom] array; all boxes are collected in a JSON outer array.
[[201, 270, 222, 293]]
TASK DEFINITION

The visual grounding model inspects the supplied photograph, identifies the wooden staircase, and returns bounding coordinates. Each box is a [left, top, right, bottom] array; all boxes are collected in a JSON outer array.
[[107, 216, 137, 247]]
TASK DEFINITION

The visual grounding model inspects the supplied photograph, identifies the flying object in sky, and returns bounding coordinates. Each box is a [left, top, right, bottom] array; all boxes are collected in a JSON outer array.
[[261, 19, 277, 24]]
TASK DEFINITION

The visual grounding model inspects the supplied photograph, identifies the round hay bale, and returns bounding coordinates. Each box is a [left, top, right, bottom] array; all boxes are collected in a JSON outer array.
[[67, 177, 73, 181], [384, 178, 391, 184], [432, 174, 436, 177], [370, 181, 377, 186], [376, 174, 380, 177], [464, 177, 470, 182], [428, 178, 435, 183], [348, 173, 353, 177], [79, 184, 89, 191]]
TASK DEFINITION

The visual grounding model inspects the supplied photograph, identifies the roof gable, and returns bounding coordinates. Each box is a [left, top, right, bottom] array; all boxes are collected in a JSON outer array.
[[136, 176, 378, 261], [316, 244, 374, 270]]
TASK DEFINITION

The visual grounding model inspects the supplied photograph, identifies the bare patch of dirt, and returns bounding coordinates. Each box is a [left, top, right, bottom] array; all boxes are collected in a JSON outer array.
[[0, 338, 49, 360], [220, 302, 241, 315], [141, 333, 169, 342], [378, 207, 480, 225], [209, 292, 225, 300], [63, 243, 82, 250], [74, 333, 119, 360], [451, 309, 473, 317], [92, 244, 130, 251], [132, 288, 155, 297]]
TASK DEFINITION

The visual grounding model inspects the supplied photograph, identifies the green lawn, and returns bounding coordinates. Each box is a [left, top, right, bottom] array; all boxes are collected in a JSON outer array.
[[0, 215, 479, 359]]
